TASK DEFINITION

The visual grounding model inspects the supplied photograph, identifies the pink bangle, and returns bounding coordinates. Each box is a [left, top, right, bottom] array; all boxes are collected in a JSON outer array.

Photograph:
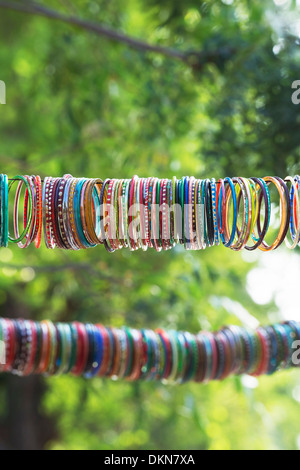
[[144, 177, 153, 248], [129, 175, 139, 250], [33, 176, 42, 248]]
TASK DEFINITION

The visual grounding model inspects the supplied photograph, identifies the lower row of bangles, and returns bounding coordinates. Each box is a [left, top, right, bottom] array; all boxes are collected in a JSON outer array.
[[1, 173, 300, 251], [1, 318, 300, 382]]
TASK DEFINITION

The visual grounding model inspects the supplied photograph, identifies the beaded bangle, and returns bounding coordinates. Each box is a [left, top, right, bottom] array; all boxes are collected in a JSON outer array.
[[211, 178, 219, 246]]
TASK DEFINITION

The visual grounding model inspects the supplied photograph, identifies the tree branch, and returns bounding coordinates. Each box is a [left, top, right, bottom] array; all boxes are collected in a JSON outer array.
[[0, 0, 235, 69], [0, 0, 187, 62], [1, 261, 98, 277]]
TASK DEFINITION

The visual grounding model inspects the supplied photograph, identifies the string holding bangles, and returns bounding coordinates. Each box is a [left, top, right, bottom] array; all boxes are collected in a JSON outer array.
[[1, 173, 300, 252]]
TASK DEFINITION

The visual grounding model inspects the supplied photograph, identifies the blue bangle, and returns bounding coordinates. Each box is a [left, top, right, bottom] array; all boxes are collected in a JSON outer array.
[[0, 174, 4, 246], [85, 324, 103, 378], [266, 326, 278, 375], [74, 178, 95, 248]]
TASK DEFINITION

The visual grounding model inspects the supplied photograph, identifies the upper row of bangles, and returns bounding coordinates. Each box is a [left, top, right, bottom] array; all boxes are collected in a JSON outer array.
[[1, 174, 299, 251]]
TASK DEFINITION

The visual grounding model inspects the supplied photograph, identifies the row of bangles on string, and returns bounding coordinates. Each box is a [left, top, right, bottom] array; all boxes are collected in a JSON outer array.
[[0, 174, 299, 251], [1, 318, 300, 382]]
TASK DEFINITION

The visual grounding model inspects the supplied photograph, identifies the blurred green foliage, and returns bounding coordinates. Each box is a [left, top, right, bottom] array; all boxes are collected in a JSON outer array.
[[0, 0, 300, 450]]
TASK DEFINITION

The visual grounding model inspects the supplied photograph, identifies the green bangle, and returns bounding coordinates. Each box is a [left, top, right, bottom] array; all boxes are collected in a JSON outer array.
[[8, 175, 33, 243], [0, 175, 8, 247], [141, 330, 153, 379], [123, 327, 134, 378], [167, 332, 179, 382], [56, 323, 71, 375], [157, 333, 165, 379], [69, 324, 78, 373], [177, 332, 188, 383], [1, 175, 4, 246]]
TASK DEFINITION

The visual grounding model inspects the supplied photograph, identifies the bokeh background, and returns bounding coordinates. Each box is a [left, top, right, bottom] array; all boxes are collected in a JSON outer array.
[[0, 0, 300, 450]]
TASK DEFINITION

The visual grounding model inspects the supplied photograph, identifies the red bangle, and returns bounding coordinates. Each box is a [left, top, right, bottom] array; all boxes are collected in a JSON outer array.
[[3, 319, 16, 371], [252, 329, 269, 376], [159, 180, 166, 250], [23, 321, 37, 376], [151, 178, 161, 252], [106, 179, 118, 251], [33, 176, 42, 248], [96, 325, 110, 377], [108, 328, 121, 377], [144, 178, 153, 248], [117, 179, 126, 248], [72, 323, 87, 376], [157, 329, 172, 379]]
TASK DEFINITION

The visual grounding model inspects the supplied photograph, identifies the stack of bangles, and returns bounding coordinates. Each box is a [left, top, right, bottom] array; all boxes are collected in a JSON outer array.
[[0, 318, 300, 382], [1, 174, 300, 251]]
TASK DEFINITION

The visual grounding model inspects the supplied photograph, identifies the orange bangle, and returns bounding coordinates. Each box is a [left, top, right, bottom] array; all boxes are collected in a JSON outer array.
[[259, 176, 288, 251]]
